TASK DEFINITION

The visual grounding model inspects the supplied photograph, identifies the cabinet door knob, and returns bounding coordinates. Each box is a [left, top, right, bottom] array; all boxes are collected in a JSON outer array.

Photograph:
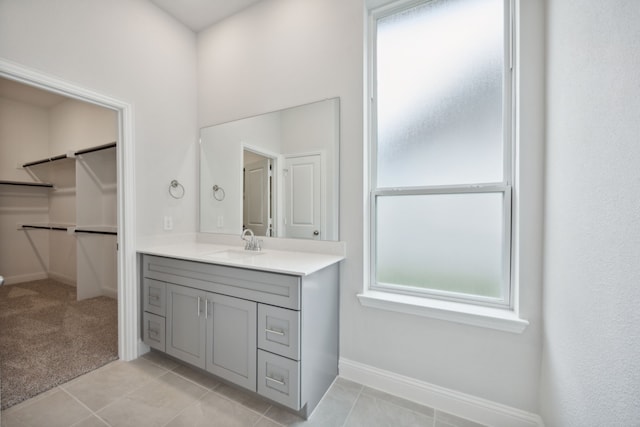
[[313, 230, 320, 236]]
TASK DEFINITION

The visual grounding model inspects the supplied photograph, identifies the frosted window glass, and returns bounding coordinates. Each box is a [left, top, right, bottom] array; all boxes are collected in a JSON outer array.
[[376, 193, 504, 298], [376, 0, 504, 187]]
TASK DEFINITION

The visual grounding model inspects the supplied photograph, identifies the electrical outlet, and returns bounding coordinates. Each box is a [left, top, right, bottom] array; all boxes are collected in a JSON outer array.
[[163, 216, 173, 231]]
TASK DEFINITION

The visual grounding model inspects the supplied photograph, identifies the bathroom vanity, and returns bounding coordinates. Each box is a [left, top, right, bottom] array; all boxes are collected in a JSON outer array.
[[138, 243, 342, 418]]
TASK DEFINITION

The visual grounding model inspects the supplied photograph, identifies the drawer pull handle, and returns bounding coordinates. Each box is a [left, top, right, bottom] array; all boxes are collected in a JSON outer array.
[[197, 296, 201, 317], [266, 375, 286, 386], [265, 328, 285, 336], [205, 299, 209, 320]]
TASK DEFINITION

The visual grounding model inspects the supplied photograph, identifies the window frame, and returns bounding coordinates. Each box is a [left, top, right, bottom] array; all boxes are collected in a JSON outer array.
[[367, 0, 515, 309]]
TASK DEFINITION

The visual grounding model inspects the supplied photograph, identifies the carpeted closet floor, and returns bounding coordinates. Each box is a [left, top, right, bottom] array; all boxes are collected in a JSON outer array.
[[0, 279, 118, 410]]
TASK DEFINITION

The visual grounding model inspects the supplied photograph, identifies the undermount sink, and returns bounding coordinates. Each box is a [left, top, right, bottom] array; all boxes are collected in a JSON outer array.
[[206, 249, 266, 260]]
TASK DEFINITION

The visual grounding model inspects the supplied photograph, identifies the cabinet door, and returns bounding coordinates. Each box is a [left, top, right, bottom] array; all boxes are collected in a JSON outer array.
[[143, 279, 166, 316], [206, 293, 257, 391], [142, 312, 165, 352], [166, 284, 206, 369]]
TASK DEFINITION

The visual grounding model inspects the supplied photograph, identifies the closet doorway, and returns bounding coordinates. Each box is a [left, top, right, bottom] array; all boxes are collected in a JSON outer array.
[[0, 65, 134, 410]]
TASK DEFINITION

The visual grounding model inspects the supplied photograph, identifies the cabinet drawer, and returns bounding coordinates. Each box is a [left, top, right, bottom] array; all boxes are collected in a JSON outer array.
[[257, 350, 300, 410], [258, 304, 300, 360], [143, 312, 166, 352], [143, 278, 166, 316], [143, 255, 301, 309]]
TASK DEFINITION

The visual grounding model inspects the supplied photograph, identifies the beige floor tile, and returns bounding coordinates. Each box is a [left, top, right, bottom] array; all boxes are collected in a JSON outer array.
[[255, 416, 284, 427], [214, 383, 272, 414], [1, 386, 60, 415], [435, 411, 487, 427], [62, 358, 168, 411], [0, 412, 31, 427], [141, 350, 180, 370], [96, 371, 208, 427], [344, 393, 434, 427], [165, 391, 262, 427], [362, 386, 435, 418], [6, 389, 92, 427], [264, 378, 361, 427], [172, 362, 221, 390], [70, 415, 110, 427]]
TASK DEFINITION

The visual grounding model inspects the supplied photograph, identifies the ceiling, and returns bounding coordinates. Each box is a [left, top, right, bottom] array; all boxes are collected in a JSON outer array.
[[149, 0, 264, 32]]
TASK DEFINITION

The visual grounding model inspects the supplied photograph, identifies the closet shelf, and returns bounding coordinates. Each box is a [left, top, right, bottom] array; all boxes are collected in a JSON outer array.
[[22, 153, 73, 168], [0, 180, 54, 188], [21, 141, 117, 168]]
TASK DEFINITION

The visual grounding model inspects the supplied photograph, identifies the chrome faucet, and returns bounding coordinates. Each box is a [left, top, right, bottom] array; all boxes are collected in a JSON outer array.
[[241, 228, 262, 251]]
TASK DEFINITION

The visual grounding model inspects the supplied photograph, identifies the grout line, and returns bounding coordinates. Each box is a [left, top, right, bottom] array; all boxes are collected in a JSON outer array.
[[340, 384, 365, 427], [59, 387, 111, 426], [363, 389, 437, 424], [160, 392, 208, 427]]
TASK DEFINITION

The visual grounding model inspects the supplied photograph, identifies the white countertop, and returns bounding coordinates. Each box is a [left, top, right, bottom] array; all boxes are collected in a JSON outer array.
[[137, 241, 344, 276]]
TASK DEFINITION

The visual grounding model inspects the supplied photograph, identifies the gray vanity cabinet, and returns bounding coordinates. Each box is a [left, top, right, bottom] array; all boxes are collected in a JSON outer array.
[[140, 254, 339, 418], [206, 293, 257, 390], [142, 279, 167, 352], [166, 284, 207, 369], [164, 284, 257, 386]]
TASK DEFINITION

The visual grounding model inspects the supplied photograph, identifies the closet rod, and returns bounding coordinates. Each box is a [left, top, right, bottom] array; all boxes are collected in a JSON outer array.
[[21, 224, 69, 231], [74, 229, 117, 236], [22, 154, 68, 168], [0, 180, 53, 188], [74, 142, 116, 155]]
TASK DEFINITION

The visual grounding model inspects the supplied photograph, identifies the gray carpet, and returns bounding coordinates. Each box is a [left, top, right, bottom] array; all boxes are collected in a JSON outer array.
[[0, 279, 118, 410]]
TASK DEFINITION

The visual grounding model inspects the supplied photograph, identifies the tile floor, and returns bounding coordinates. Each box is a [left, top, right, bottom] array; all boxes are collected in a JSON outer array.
[[1, 351, 487, 427]]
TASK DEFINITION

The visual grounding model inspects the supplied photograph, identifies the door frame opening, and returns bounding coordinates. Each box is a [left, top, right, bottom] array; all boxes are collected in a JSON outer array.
[[0, 59, 138, 361]]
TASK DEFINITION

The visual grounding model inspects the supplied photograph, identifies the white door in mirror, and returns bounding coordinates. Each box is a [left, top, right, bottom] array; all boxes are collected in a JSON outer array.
[[284, 154, 321, 240]]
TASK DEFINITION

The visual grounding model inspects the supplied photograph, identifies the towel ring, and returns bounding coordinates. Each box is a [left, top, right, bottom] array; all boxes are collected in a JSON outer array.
[[212, 184, 225, 201], [169, 179, 185, 199]]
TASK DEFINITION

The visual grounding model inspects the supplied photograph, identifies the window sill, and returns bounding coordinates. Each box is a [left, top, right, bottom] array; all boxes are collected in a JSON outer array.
[[357, 290, 529, 333]]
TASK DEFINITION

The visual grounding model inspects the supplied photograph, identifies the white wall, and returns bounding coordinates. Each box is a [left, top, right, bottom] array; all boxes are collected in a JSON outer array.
[[0, 97, 50, 283], [47, 99, 117, 286], [49, 99, 117, 154], [0, 0, 199, 237], [197, 0, 543, 413], [0, 97, 50, 181], [541, 0, 640, 425], [200, 113, 282, 234]]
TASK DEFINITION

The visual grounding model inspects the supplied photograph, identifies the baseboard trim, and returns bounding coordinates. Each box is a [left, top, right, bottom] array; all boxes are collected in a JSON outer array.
[[339, 358, 544, 427], [1, 272, 48, 285], [47, 272, 76, 287], [101, 286, 117, 299]]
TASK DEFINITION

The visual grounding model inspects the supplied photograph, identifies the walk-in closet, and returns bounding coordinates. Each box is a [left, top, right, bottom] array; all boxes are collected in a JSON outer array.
[[0, 77, 119, 410]]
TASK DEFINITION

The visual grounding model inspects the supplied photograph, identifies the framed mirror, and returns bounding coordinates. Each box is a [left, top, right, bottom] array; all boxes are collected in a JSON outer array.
[[200, 98, 339, 241]]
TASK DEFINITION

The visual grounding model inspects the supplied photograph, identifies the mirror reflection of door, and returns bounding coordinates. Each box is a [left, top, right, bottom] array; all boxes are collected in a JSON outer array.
[[243, 151, 273, 237], [284, 154, 321, 240]]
